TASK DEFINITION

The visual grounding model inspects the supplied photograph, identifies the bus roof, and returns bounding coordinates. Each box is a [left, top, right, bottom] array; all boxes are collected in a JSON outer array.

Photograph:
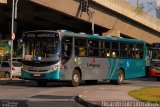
[[59, 31, 145, 43], [23, 30, 145, 43]]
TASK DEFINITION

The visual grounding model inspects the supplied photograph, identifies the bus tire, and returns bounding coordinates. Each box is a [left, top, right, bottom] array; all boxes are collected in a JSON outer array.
[[37, 81, 48, 87], [115, 69, 124, 85], [85, 80, 97, 85], [156, 77, 160, 81], [71, 69, 80, 87]]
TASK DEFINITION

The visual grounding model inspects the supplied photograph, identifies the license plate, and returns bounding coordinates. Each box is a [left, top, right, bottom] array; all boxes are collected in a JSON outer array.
[[34, 74, 41, 77]]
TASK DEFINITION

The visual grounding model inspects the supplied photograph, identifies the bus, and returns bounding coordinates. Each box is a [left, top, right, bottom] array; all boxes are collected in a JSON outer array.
[[21, 30, 146, 87], [149, 43, 160, 81]]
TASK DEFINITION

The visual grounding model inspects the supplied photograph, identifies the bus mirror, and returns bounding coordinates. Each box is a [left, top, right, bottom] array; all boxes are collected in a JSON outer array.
[[20, 39, 23, 43], [18, 39, 23, 44], [65, 45, 68, 51]]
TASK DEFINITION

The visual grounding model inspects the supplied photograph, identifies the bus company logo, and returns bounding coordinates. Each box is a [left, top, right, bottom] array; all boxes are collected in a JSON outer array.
[[93, 58, 96, 63], [87, 63, 100, 68]]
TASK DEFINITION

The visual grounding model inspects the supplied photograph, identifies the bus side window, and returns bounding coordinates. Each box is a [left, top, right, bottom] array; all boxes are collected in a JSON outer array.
[[135, 51, 140, 59], [61, 36, 73, 64], [103, 41, 111, 57], [120, 42, 128, 58], [75, 38, 87, 57], [79, 47, 86, 56], [111, 42, 119, 58], [105, 50, 110, 57], [128, 43, 135, 59], [88, 49, 93, 56], [128, 51, 134, 58], [112, 51, 116, 57]]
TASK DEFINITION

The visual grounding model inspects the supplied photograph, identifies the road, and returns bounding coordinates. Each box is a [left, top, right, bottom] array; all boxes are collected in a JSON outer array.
[[0, 77, 159, 107]]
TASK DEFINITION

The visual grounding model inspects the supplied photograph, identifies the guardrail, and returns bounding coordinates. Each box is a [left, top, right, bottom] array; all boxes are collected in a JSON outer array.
[[93, 0, 160, 32]]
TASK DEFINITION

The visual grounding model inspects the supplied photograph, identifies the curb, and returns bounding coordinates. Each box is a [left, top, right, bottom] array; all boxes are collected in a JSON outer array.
[[0, 80, 26, 85], [75, 95, 102, 107]]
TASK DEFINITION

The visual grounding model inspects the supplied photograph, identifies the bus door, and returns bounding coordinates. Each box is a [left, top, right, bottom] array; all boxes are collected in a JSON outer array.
[[128, 43, 144, 77], [135, 44, 145, 75], [61, 36, 73, 80]]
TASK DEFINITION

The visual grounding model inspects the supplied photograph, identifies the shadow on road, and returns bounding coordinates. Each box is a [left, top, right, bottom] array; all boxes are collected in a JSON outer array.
[[0, 80, 72, 88], [0, 77, 151, 88], [129, 77, 158, 82]]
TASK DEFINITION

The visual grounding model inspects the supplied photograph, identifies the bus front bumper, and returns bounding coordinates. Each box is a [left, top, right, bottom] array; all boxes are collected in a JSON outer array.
[[21, 70, 60, 81]]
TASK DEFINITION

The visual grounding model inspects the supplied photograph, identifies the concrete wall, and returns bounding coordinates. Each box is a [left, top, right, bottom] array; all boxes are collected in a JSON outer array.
[[0, 0, 7, 4], [30, 0, 160, 44]]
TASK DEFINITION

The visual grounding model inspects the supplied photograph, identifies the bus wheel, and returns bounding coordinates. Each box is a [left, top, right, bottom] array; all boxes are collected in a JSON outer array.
[[115, 69, 124, 85], [37, 81, 48, 87], [85, 80, 97, 85], [156, 77, 160, 81], [71, 69, 80, 87]]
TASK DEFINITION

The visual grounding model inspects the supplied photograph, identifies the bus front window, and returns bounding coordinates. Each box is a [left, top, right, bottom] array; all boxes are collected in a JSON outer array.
[[24, 34, 60, 62], [152, 49, 160, 60]]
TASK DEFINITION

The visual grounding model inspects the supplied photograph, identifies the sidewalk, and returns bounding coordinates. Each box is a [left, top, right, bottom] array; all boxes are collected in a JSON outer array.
[[76, 85, 142, 106]]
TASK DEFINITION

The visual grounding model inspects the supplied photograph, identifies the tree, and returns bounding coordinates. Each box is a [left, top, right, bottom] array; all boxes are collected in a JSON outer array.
[[135, 0, 159, 17]]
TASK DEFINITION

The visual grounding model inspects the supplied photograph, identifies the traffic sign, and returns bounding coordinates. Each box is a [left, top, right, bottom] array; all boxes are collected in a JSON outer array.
[[11, 33, 15, 40]]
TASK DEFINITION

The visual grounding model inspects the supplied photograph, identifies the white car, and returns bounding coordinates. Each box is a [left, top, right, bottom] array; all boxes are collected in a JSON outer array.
[[0, 58, 22, 78]]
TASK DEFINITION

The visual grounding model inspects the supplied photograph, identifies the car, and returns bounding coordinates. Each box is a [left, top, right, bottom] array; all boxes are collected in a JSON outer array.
[[0, 58, 22, 78]]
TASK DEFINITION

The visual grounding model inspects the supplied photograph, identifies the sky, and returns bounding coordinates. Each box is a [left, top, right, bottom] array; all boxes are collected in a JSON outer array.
[[127, 0, 160, 17]]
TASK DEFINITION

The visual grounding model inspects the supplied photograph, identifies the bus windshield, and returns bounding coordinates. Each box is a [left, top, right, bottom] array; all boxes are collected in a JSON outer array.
[[23, 32, 60, 63], [152, 49, 160, 60]]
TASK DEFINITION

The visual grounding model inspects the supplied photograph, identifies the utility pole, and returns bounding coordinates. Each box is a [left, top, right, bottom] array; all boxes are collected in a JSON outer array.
[[137, 0, 139, 7], [80, 0, 95, 34], [10, 0, 15, 80], [91, 12, 94, 35], [10, 0, 18, 80]]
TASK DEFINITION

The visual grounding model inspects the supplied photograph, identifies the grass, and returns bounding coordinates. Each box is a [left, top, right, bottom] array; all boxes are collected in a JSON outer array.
[[129, 87, 160, 104]]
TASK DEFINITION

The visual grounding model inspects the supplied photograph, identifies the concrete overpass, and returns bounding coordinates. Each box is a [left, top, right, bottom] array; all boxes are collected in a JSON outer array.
[[0, 0, 160, 44], [0, 0, 6, 4]]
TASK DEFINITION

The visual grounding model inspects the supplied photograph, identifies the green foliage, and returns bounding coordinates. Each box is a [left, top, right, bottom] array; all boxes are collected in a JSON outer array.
[[135, 6, 144, 15], [0, 40, 11, 59], [0, 40, 11, 50], [129, 87, 160, 104]]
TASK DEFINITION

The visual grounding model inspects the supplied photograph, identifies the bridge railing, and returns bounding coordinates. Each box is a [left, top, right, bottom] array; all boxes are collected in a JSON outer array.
[[93, 0, 160, 32]]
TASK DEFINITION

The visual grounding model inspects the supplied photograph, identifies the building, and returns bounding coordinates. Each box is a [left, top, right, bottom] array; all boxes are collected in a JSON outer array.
[[156, 8, 160, 18]]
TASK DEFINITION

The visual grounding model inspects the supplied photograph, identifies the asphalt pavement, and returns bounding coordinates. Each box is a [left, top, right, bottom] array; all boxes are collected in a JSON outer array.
[[0, 77, 159, 107]]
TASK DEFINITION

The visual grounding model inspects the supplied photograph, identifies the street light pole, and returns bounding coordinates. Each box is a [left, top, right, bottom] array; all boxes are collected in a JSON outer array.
[[91, 12, 94, 35], [15, 0, 19, 19], [10, 0, 15, 80], [10, 0, 19, 80]]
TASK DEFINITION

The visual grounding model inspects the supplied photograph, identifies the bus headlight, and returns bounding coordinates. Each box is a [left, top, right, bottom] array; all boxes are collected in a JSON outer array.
[[51, 65, 60, 71]]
